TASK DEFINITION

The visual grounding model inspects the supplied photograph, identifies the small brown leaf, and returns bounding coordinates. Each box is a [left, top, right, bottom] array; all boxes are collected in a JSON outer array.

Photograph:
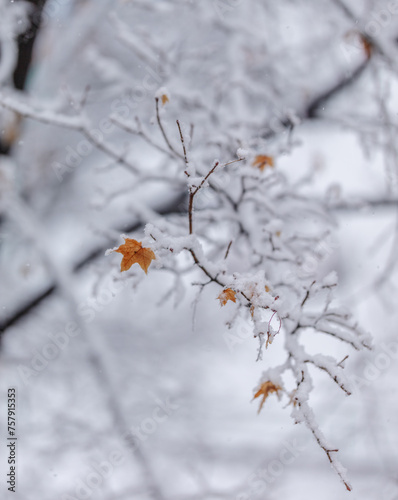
[[113, 238, 155, 273], [265, 285, 270, 293], [360, 34, 372, 59], [253, 381, 282, 414], [252, 155, 274, 171], [287, 389, 298, 407], [217, 288, 236, 306], [161, 94, 169, 105]]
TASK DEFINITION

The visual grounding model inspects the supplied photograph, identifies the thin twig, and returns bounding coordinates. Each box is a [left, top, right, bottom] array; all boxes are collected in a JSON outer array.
[[155, 97, 183, 159], [192, 161, 219, 195], [0, 92, 138, 174], [304, 359, 351, 395], [176, 119, 189, 168], [111, 115, 176, 159], [188, 191, 194, 235], [224, 240, 232, 260]]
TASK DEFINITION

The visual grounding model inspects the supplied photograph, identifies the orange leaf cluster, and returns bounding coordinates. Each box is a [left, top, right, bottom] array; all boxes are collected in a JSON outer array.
[[113, 238, 155, 273], [217, 288, 236, 306], [252, 155, 274, 171], [253, 381, 282, 414]]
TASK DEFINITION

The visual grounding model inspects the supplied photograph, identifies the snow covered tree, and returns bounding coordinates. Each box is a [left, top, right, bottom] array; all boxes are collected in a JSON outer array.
[[1, 1, 398, 499]]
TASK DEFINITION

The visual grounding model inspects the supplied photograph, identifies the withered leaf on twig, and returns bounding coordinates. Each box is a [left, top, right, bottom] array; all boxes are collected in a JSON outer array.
[[112, 238, 155, 274]]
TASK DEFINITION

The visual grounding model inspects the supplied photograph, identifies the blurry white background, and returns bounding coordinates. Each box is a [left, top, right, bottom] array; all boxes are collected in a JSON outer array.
[[0, 1, 398, 499]]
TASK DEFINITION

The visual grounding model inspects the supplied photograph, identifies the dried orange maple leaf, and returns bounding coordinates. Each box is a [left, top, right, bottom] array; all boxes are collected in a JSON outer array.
[[252, 154, 274, 171], [113, 238, 155, 273], [217, 288, 236, 306], [253, 381, 282, 414]]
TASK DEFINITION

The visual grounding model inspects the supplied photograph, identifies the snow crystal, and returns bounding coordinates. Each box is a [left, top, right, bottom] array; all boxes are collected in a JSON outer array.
[[237, 148, 248, 158]]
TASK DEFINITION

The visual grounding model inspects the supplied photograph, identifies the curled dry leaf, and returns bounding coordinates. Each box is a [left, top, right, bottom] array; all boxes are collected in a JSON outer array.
[[217, 288, 236, 306], [161, 94, 169, 105], [287, 389, 298, 407], [112, 238, 155, 273], [360, 34, 372, 59], [253, 381, 282, 414], [252, 154, 274, 171]]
